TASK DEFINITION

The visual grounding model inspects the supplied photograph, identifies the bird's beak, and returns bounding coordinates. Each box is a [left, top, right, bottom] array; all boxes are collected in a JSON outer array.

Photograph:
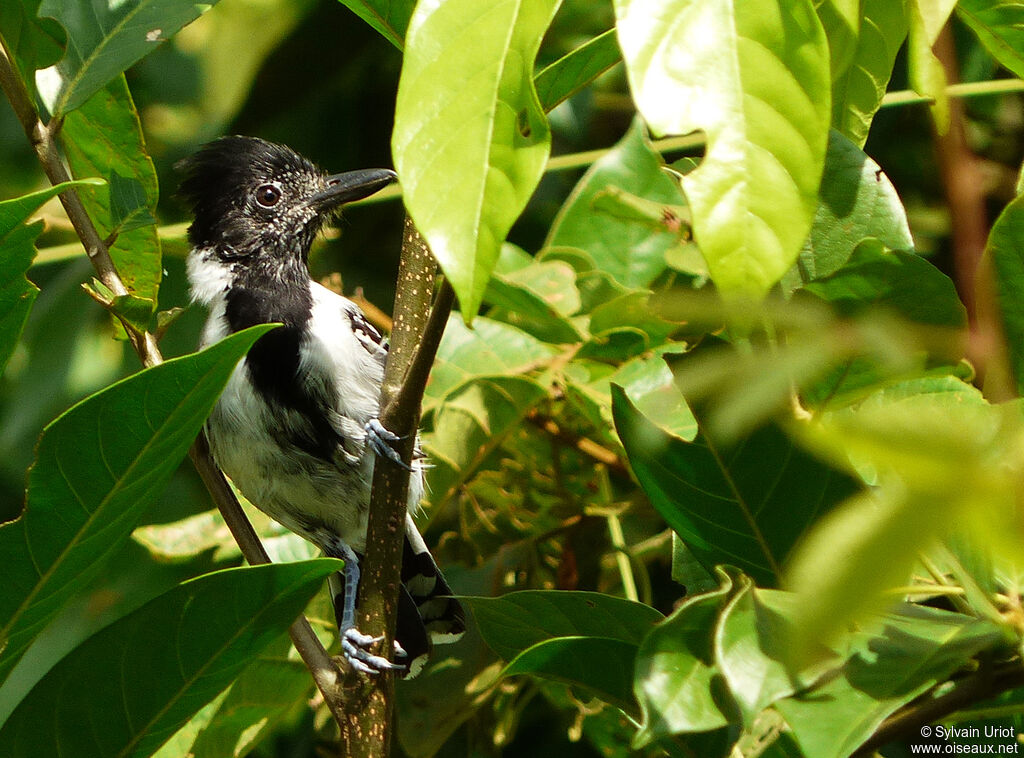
[[309, 168, 398, 211]]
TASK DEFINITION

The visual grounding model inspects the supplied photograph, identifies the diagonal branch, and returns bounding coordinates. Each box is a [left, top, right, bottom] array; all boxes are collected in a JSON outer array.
[[0, 35, 347, 725]]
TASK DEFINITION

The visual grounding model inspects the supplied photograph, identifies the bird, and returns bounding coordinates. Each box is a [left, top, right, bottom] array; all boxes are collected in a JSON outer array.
[[178, 135, 464, 676]]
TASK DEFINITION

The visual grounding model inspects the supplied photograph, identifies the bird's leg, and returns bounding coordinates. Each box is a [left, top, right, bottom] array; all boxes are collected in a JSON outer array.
[[365, 418, 413, 471], [331, 543, 406, 675]]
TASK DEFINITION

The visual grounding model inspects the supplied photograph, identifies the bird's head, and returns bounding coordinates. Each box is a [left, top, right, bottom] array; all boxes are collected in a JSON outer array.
[[178, 136, 396, 263]]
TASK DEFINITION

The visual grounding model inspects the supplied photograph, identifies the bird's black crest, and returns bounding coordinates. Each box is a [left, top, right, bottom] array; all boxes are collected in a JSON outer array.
[[176, 135, 323, 249]]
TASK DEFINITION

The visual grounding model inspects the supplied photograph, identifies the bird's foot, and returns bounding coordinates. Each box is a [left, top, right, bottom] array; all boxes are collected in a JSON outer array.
[[342, 627, 408, 675], [365, 418, 413, 471]]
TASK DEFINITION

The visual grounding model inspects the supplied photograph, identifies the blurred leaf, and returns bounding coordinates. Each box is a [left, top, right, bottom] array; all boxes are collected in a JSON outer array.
[[0, 559, 340, 758], [907, 0, 957, 133], [546, 119, 683, 289], [614, 0, 831, 297], [776, 605, 1006, 758], [957, 0, 1024, 79], [424, 314, 557, 414], [35, 0, 217, 117], [502, 636, 639, 714], [787, 379, 1008, 653], [0, 325, 274, 687], [393, 0, 560, 321], [784, 129, 914, 290], [829, 0, 908, 146], [0, 180, 102, 377], [336, 0, 413, 49], [62, 76, 161, 318], [464, 590, 663, 662], [611, 385, 860, 587], [535, 28, 622, 112], [802, 240, 966, 328], [484, 260, 585, 344], [426, 376, 549, 507], [987, 193, 1024, 395], [633, 569, 736, 745]]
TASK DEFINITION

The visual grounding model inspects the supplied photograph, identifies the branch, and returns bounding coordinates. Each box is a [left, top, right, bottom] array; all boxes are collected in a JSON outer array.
[[854, 661, 1024, 755], [0, 35, 347, 723], [338, 217, 452, 756]]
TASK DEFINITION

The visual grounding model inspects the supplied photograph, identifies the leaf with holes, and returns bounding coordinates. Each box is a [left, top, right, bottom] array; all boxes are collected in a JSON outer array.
[[614, 0, 831, 297], [0, 325, 274, 687]]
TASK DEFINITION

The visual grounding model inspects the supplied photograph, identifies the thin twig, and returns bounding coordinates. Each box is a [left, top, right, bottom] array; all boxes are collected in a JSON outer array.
[[0, 34, 346, 723]]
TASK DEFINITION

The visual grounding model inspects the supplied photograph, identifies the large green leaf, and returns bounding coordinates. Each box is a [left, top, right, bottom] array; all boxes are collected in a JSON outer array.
[[484, 259, 584, 344], [0, 180, 102, 377], [777, 605, 1006, 758], [0, 325, 274, 686], [0, 0, 64, 90], [828, 0, 907, 146], [611, 385, 860, 587], [546, 119, 684, 289], [907, 0, 957, 133], [392, 0, 560, 320], [613, 0, 831, 297], [464, 590, 663, 662], [987, 193, 1024, 395], [957, 0, 1024, 79], [36, 0, 217, 117], [0, 560, 340, 758], [784, 129, 913, 290], [62, 76, 161, 319]]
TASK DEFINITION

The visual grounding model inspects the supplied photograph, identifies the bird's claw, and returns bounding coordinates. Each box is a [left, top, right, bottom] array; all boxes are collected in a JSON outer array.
[[342, 627, 407, 675], [365, 418, 413, 471]]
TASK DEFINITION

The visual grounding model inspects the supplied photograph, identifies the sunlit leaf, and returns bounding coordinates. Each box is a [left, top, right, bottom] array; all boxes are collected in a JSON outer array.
[[907, 0, 957, 133], [534, 28, 622, 112], [614, 0, 831, 297], [336, 0, 413, 49], [987, 193, 1024, 395], [957, 0, 1024, 79], [393, 0, 561, 320]]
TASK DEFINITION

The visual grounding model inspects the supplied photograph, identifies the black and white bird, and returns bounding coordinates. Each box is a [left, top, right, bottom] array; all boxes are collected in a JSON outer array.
[[179, 135, 464, 676]]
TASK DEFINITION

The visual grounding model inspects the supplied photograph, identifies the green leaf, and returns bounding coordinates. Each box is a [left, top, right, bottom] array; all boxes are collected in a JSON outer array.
[[776, 605, 1006, 758], [0, 325, 274, 687], [109, 171, 158, 236], [987, 193, 1024, 395], [336, 0, 413, 49], [907, 0, 957, 133], [36, 0, 217, 117], [534, 29, 622, 112], [0, 180, 102, 377], [0, 0, 65, 89], [611, 385, 860, 587], [484, 260, 585, 344], [464, 590, 663, 662], [502, 636, 639, 713], [546, 119, 684, 289], [784, 129, 913, 290], [829, 0, 908, 146], [0, 560, 340, 758], [957, 0, 1024, 79], [424, 314, 556, 414], [614, 0, 832, 297], [392, 0, 560, 321], [62, 76, 161, 319], [802, 240, 966, 328], [425, 376, 550, 507], [813, 0, 860, 81], [633, 569, 737, 745]]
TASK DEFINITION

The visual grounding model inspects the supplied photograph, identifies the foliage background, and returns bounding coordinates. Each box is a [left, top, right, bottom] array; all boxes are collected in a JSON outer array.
[[3, 0, 1024, 756]]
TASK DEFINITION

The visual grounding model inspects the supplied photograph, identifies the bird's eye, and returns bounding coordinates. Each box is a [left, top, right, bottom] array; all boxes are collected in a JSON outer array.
[[254, 183, 282, 208]]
